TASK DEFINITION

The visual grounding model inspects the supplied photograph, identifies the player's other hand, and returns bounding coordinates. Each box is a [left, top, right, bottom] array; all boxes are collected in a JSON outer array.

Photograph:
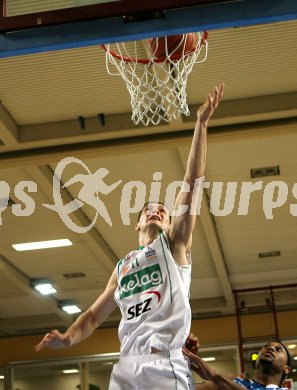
[[35, 329, 72, 351], [184, 332, 200, 355]]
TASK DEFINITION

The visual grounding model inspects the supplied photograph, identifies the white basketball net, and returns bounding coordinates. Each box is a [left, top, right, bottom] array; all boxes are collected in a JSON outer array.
[[103, 32, 208, 126]]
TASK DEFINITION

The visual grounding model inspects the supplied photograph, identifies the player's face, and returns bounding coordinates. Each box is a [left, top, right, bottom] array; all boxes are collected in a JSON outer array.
[[257, 342, 289, 374], [137, 203, 170, 231]]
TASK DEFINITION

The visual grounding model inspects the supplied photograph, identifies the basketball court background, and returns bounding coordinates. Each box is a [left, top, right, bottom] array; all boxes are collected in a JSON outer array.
[[0, 0, 297, 383]]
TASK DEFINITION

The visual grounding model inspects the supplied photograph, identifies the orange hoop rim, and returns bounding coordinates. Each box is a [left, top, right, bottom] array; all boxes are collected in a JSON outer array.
[[101, 31, 208, 64]]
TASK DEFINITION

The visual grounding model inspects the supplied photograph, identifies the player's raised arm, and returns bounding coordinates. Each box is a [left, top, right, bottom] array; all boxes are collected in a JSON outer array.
[[169, 84, 224, 261], [35, 269, 118, 352]]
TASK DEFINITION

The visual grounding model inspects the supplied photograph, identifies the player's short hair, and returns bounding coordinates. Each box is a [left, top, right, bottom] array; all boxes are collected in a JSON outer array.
[[279, 342, 292, 367], [279, 342, 292, 386]]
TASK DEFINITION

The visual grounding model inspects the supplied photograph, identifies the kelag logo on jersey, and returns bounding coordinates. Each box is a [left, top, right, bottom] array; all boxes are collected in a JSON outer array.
[[120, 264, 163, 299]]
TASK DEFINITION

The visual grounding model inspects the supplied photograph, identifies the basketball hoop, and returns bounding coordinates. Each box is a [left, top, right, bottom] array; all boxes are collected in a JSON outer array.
[[101, 32, 208, 126]]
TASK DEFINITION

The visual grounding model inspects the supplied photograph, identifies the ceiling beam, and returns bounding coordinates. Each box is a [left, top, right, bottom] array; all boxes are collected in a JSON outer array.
[[185, 91, 297, 125], [0, 102, 18, 146], [0, 313, 68, 335], [3, 92, 297, 148], [199, 191, 234, 306], [19, 111, 152, 144], [0, 116, 296, 170], [0, 254, 69, 328], [26, 165, 118, 272]]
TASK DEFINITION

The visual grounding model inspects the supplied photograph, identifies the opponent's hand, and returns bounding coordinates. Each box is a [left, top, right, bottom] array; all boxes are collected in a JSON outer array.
[[183, 347, 217, 381], [185, 332, 200, 355], [35, 329, 72, 351], [197, 83, 224, 123]]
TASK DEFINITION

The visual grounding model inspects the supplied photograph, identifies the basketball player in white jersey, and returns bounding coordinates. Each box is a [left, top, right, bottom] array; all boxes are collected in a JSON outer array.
[[35, 83, 224, 389]]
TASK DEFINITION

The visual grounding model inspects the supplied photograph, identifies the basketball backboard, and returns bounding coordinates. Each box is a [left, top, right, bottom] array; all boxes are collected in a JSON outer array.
[[0, 0, 297, 58], [1, 1, 245, 27], [0, 0, 243, 32]]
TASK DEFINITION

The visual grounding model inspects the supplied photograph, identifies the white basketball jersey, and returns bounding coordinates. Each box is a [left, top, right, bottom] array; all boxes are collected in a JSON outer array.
[[114, 231, 192, 356]]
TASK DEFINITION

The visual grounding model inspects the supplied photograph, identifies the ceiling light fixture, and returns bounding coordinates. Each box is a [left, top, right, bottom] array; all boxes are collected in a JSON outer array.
[[62, 305, 81, 314], [12, 239, 72, 251], [58, 301, 81, 314], [62, 369, 79, 374], [31, 280, 57, 295], [202, 357, 216, 362], [287, 344, 296, 349]]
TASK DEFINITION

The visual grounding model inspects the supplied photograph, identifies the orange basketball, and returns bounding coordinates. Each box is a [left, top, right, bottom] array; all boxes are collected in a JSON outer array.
[[148, 33, 197, 59]]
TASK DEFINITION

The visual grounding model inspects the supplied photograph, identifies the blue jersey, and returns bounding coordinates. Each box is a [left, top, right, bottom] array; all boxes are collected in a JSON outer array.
[[234, 377, 287, 390]]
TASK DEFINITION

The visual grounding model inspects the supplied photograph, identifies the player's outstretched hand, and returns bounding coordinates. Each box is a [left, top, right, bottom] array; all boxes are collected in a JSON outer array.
[[183, 347, 217, 380], [35, 329, 72, 351], [185, 332, 200, 355], [197, 83, 224, 123]]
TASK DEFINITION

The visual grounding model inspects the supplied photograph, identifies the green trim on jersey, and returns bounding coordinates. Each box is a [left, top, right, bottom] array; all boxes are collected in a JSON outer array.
[[160, 231, 173, 303], [117, 258, 124, 276], [168, 352, 178, 390]]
